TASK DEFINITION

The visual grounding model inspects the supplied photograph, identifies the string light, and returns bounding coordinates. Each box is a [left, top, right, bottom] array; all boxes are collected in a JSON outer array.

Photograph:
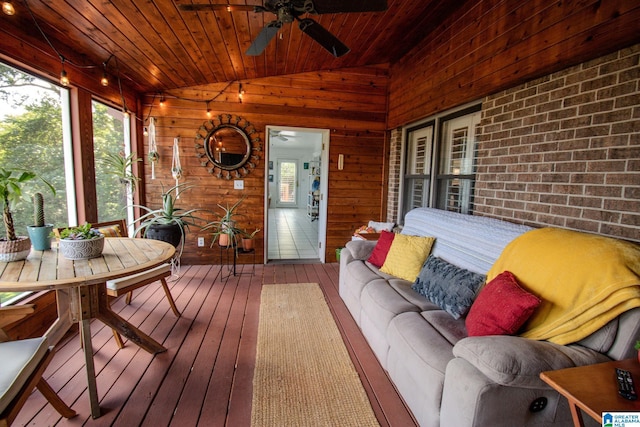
[[206, 100, 212, 117], [100, 64, 109, 86], [238, 83, 244, 103], [59, 57, 69, 86], [143, 127, 149, 136], [159, 94, 165, 107], [2, 1, 15, 15]]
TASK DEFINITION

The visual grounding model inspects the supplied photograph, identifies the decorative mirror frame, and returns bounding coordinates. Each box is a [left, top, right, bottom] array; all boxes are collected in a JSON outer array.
[[194, 114, 262, 179]]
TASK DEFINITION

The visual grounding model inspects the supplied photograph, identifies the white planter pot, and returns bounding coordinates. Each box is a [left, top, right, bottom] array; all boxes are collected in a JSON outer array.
[[59, 235, 105, 260]]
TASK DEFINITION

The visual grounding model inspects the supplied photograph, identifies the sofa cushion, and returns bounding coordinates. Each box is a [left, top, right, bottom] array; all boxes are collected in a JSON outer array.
[[466, 271, 541, 336], [412, 255, 485, 319], [367, 230, 395, 267], [380, 234, 435, 282], [452, 336, 610, 388]]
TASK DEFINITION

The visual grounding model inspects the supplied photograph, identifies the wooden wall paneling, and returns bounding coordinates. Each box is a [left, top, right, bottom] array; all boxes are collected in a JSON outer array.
[[388, 0, 640, 128], [141, 66, 390, 264]]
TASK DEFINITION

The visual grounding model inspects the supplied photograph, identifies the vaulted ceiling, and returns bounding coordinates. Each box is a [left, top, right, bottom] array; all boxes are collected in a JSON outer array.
[[2, 0, 465, 95]]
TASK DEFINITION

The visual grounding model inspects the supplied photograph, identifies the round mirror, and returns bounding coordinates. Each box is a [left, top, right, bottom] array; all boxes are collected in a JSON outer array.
[[203, 124, 250, 171], [194, 114, 262, 179]]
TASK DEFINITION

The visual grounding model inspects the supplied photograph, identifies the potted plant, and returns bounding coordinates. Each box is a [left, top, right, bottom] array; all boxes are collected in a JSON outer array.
[[131, 182, 203, 251], [241, 228, 260, 252], [103, 151, 141, 193], [26, 192, 55, 250], [0, 168, 55, 262], [202, 197, 246, 249], [635, 341, 640, 364], [57, 223, 105, 260]]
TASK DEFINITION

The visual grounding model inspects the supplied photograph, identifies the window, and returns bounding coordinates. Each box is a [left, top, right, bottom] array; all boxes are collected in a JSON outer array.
[[0, 62, 74, 305], [278, 160, 297, 205], [401, 104, 481, 219], [92, 100, 134, 224]]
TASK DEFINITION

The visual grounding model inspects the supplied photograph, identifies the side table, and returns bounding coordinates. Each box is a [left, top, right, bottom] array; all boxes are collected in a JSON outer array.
[[540, 358, 640, 427]]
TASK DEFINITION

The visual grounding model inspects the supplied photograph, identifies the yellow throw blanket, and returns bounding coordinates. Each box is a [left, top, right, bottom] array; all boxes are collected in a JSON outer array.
[[486, 227, 640, 345]]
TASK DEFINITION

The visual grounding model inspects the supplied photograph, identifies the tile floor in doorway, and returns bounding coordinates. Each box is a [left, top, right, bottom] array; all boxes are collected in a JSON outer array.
[[268, 208, 319, 260]]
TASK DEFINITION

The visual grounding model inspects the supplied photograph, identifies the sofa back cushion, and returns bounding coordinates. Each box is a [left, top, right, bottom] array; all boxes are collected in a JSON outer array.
[[402, 208, 532, 274]]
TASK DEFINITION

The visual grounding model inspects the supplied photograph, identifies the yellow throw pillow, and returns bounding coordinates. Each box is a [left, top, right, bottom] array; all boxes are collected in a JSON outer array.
[[96, 224, 122, 237], [380, 234, 436, 282]]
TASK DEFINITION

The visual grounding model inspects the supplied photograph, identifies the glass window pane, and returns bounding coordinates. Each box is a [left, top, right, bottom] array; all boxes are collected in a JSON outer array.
[[278, 160, 297, 203], [93, 101, 132, 222], [0, 62, 71, 305], [407, 125, 433, 175], [403, 177, 430, 213], [436, 177, 475, 214]]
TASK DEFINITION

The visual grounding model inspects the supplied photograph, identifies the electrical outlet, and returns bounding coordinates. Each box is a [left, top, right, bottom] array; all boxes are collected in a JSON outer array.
[[197, 237, 205, 247], [234, 180, 244, 190]]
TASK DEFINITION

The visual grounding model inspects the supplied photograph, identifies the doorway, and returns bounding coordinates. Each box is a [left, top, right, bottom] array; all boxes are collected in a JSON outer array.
[[265, 126, 329, 263]]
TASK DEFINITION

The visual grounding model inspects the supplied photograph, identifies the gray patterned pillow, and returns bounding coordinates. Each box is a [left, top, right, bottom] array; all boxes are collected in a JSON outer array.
[[412, 255, 486, 319]]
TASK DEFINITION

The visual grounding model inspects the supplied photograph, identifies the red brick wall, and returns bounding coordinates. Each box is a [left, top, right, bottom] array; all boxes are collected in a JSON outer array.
[[386, 128, 403, 224], [474, 45, 640, 242]]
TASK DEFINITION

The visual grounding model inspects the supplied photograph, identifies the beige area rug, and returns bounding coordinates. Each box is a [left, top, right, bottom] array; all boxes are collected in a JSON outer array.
[[251, 283, 380, 427]]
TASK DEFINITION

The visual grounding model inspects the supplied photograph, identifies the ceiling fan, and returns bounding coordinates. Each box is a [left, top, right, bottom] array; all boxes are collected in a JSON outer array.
[[178, 0, 388, 57]]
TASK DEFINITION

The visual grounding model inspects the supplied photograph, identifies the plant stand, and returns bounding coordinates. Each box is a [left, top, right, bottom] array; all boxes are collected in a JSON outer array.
[[218, 244, 255, 279]]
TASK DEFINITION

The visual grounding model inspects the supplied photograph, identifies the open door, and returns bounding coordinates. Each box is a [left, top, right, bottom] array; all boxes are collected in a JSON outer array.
[[265, 126, 329, 263]]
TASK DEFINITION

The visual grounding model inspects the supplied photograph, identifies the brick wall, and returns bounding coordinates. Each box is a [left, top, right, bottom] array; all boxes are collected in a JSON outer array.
[[475, 44, 640, 242], [386, 128, 403, 224]]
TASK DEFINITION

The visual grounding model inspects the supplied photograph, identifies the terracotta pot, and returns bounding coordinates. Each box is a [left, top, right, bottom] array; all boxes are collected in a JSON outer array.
[[241, 238, 254, 252], [218, 233, 232, 247]]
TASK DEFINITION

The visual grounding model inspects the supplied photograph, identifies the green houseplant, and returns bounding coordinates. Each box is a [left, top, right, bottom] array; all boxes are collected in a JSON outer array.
[[0, 168, 55, 261], [635, 341, 640, 363], [26, 192, 54, 250], [202, 196, 246, 249], [131, 182, 203, 251], [57, 223, 105, 260]]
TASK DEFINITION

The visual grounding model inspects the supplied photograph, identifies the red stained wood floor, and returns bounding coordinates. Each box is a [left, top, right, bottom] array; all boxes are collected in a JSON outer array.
[[14, 263, 417, 426]]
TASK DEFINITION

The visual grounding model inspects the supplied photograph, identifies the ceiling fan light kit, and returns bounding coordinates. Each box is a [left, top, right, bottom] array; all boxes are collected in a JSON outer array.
[[179, 0, 387, 57]]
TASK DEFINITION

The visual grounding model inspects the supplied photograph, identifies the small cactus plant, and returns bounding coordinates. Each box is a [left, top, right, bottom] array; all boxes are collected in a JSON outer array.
[[33, 192, 45, 227]]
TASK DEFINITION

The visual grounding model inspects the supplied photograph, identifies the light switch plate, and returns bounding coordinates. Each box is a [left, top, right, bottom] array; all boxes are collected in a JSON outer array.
[[234, 180, 244, 190]]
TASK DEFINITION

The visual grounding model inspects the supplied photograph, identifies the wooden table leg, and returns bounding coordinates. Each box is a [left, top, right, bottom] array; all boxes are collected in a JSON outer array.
[[95, 283, 166, 354], [568, 402, 586, 427], [80, 318, 101, 418]]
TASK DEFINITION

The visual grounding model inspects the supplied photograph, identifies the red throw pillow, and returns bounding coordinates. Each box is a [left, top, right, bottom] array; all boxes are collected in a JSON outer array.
[[466, 271, 541, 336], [367, 230, 395, 268]]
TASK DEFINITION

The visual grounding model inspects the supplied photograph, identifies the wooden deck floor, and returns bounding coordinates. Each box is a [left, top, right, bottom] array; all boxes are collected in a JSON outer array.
[[15, 263, 417, 426]]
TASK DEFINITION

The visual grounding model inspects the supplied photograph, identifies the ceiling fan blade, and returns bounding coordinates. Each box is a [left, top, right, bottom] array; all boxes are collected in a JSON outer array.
[[178, 4, 257, 12], [307, 0, 387, 14], [246, 21, 281, 56], [298, 18, 349, 58]]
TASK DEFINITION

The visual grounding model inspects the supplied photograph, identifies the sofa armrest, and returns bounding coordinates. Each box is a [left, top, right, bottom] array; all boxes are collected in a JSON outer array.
[[344, 240, 377, 261], [452, 336, 611, 388]]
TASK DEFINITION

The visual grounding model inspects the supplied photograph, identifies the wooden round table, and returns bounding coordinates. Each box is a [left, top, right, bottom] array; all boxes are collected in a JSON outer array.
[[0, 237, 176, 418]]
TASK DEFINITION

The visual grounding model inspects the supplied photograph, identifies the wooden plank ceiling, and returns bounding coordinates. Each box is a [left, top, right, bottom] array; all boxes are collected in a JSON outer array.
[[3, 0, 465, 94]]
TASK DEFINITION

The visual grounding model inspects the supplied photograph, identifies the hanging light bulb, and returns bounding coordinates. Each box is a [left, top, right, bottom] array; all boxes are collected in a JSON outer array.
[[60, 58, 69, 86], [159, 94, 165, 107], [143, 127, 149, 137], [226, 5, 231, 12], [238, 83, 244, 103], [2, 1, 15, 16], [100, 72, 109, 86], [122, 107, 130, 119], [206, 100, 212, 117]]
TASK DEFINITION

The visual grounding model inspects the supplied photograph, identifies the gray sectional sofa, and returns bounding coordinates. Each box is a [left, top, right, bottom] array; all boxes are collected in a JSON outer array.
[[339, 207, 640, 427]]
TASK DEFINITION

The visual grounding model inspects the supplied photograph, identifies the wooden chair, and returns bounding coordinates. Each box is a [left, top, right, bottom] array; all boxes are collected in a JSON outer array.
[[56, 220, 181, 348], [0, 305, 76, 426]]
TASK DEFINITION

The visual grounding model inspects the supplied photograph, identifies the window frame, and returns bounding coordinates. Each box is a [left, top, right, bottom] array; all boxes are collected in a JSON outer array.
[[399, 102, 481, 222]]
